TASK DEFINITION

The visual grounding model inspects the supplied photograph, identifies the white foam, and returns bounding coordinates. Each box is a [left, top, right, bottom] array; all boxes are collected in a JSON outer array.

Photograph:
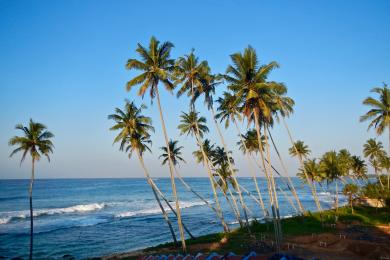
[[0, 203, 106, 225], [116, 200, 208, 219]]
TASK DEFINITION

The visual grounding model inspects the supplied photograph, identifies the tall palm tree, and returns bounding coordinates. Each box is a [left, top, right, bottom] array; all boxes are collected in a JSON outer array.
[[125, 36, 187, 251], [360, 83, 390, 153], [197, 72, 251, 230], [225, 46, 282, 251], [108, 101, 179, 245], [363, 138, 385, 188], [9, 119, 54, 260], [159, 140, 220, 215], [178, 110, 230, 232], [379, 153, 390, 189], [289, 141, 322, 211], [342, 184, 359, 214]]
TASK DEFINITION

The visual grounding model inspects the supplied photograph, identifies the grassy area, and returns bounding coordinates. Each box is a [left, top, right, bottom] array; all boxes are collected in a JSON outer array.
[[139, 206, 389, 257]]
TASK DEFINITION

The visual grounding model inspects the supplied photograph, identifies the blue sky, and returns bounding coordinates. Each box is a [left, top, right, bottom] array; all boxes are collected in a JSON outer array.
[[1, 0, 389, 179]]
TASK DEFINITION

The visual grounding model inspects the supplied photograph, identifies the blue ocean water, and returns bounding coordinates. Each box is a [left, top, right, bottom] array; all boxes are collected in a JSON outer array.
[[0, 178, 346, 259]]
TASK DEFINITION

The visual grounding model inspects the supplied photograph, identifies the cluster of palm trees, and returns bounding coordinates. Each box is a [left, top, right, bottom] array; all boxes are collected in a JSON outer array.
[[108, 36, 338, 252], [8, 36, 390, 258]]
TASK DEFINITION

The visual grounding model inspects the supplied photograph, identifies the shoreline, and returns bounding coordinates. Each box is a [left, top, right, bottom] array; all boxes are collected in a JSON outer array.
[[97, 205, 390, 260]]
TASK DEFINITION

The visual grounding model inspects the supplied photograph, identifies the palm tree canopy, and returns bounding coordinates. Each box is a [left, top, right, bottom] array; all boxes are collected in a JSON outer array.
[[224, 46, 283, 125], [126, 36, 175, 99], [108, 101, 154, 157], [193, 73, 222, 110], [337, 149, 353, 177], [192, 139, 215, 164], [9, 119, 54, 163], [237, 129, 265, 154], [178, 110, 209, 138], [319, 151, 342, 183], [289, 140, 311, 158], [159, 139, 186, 166], [174, 50, 209, 100], [342, 183, 359, 197], [297, 159, 324, 184], [273, 83, 295, 120], [215, 91, 242, 129], [363, 138, 385, 161], [351, 155, 368, 180], [360, 83, 390, 135], [212, 146, 235, 168]]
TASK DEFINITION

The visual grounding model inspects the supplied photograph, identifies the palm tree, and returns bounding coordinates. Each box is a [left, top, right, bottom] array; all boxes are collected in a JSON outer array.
[[159, 140, 220, 216], [350, 155, 368, 184], [197, 72, 251, 230], [297, 159, 323, 184], [289, 141, 322, 212], [125, 36, 187, 251], [360, 83, 390, 153], [288, 140, 311, 158], [9, 119, 54, 260], [178, 110, 230, 232], [108, 101, 179, 245], [379, 153, 390, 189], [363, 139, 385, 188], [319, 151, 342, 213], [342, 184, 359, 214], [225, 46, 282, 250]]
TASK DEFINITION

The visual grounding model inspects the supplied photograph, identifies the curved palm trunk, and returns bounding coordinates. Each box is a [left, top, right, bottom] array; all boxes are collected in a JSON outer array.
[[335, 181, 339, 214], [233, 119, 267, 217], [374, 168, 385, 189], [263, 125, 283, 249], [253, 112, 281, 252], [267, 128, 305, 214], [238, 184, 268, 216], [210, 106, 250, 232], [136, 151, 178, 245], [281, 116, 322, 212], [29, 158, 35, 260], [155, 87, 186, 252]]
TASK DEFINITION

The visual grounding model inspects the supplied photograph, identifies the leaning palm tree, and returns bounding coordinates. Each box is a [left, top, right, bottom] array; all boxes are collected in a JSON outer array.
[[108, 101, 179, 245], [363, 138, 385, 188], [159, 140, 220, 215], [9, 119, 54, 260], [196, 72, 251, 230], [360, 83, 390, 153], [125, 36, 187, 251], [224, 46, 282, 251], [350, 155, 368, 184], [288, 140, 311, 158], [178, 110, 230, 232]]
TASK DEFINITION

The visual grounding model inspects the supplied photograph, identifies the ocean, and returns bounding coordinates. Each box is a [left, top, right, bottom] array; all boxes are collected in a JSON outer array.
[[0, 177, 346, 259]]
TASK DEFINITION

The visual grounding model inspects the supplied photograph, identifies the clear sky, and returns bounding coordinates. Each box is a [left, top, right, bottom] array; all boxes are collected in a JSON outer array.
[[1, 0, 390, 179]]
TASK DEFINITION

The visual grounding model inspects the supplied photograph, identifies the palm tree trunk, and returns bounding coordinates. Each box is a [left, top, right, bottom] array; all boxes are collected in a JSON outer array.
[[233, 118, 268, 217], [155, 87, 186, 252], [136, 150, 178, 245], [174, 167, 220, 215], [263, 125, 283, 249], [147, 177, 195, 239], [267, 128, 305, 214], [278, 186, 298, 214], [335, 181, 339, 214], [210, 106, 250, 232], [253, 112, 280, 252], [375, 168, 385, 189], [281, 116, 322, 212], [29, 158, 35, 260]]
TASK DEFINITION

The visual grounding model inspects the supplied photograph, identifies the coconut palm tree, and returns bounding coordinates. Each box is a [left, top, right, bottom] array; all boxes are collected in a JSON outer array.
[[224, 46, 282, 250], [9, 119, 54, 260], [360, 83, 390, 153], [342, 184, 359, 214], [289, 141, 322, 212], [350, 155, 368, 184], [363, 139, 385, 188], [159, 140, 220, 216], [379, 153, 390, 189], [197, 72, 251, 230], [319, 151, 342, 214], [193, 139, 216, 164], [125, 36, 187, 251], [108, 101, 179, 245], [178, 110, 230, 232]]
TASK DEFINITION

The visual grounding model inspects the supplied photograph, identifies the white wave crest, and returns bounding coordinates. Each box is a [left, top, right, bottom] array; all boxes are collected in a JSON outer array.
[[116, 200, 208, 219], [0, 203, 106, 225]]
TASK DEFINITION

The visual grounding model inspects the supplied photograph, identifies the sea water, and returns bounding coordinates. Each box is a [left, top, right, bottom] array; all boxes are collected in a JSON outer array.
[[0, 178, 346, 259]]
